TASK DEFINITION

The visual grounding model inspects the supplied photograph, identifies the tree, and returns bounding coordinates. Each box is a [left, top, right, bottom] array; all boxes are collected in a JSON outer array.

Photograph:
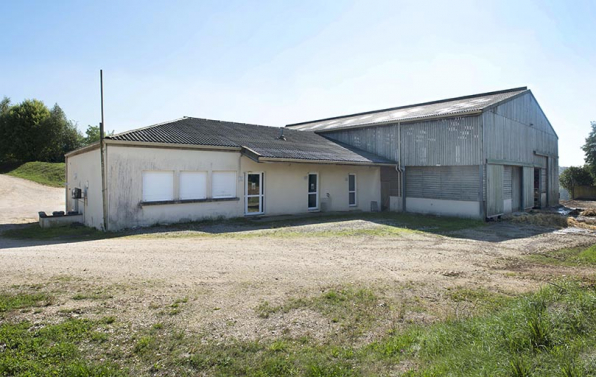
[[581, 121, 596, 177], [0, 98, 83, 162], [82, 125, 114, 146], [560, 166, 594, 199]]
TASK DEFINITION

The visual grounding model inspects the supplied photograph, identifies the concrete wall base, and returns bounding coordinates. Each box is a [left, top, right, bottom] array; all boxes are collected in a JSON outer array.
[[39, 214, 84, 228], [406, 198, 481, 219]]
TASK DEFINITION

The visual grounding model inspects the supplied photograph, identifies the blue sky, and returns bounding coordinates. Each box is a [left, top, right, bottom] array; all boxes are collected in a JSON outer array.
[[1, 0, 594, 166]]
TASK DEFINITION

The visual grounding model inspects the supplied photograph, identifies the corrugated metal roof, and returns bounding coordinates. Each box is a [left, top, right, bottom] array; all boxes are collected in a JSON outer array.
[[108, 117, 394, 164], [286, 87, 528, 132]]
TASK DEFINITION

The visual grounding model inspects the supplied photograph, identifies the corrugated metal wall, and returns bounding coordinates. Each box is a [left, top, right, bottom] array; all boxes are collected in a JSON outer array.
[[401, 117, 481, 166], [503, 165, 512, 200], [487, 164, 504, 216], [406, 166, 479, 201], [483, 92, 558, 208], [324, 124, 399, 163], [523, 167, 534, 209], [324, 116, 482, 167]]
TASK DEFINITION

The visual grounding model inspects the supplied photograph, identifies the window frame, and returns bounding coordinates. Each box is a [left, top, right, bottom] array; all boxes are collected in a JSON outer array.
[[348, 173, 357, 207]]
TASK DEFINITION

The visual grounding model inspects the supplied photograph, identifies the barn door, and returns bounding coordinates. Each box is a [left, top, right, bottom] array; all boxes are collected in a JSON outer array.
[[486, 164, 504, 218]]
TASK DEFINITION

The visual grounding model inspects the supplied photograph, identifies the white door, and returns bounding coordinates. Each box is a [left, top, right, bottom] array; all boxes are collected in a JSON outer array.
[[245, 173, 264, 215], [308, 173, 319, 210]]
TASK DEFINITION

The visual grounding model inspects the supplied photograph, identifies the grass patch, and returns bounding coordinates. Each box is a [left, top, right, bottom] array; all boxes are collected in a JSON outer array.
[[0, 318, 125, 376], [528, 244, 596, 267], [1, 282, 594, 375], [0, 292, 53, 312], [2, 223, 118, 241], [2, 161, 65, 187], [257, 286, 390, 339]]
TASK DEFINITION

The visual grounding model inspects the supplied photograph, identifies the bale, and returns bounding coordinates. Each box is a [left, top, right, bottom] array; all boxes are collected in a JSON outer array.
[[510, 213, 570, 228], [580, 209, 596, 217]]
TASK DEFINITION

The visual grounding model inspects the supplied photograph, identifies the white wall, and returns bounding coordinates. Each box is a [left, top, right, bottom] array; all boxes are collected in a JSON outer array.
[[66, 147, 104, 229], [241, 157, 381, 216], [101, 145, 381, 230], [406, 198, 481, 219]]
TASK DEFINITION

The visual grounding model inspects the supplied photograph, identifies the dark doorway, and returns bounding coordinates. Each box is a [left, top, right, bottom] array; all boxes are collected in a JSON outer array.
[[534, 168, 540, 208], [380, 167, 400, 211]]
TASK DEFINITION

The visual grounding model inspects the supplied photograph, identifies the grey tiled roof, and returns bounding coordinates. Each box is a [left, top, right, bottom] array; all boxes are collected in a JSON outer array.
[[108, 117, 394, 165], [287, 87, 528, 132]]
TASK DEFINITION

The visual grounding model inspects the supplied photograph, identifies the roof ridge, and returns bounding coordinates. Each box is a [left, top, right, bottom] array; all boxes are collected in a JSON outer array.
[[286, 86, 528, 127], [107, 117, 188, 139], [184, 116, 275, 130]]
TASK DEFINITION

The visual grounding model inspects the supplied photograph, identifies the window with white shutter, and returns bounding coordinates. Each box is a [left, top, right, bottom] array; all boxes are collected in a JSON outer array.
[[142, 171, 174, 202], [212, 171, 236, 198], [179, 171, 207, 200]]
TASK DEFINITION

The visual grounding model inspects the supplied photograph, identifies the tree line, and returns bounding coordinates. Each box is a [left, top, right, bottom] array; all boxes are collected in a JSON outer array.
[[0, 97, 112, 163], [560, 121, 596, 198]]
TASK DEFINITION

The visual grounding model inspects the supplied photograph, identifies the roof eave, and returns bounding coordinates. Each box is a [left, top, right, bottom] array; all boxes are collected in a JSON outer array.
[[257, 157, 396, 167], [103, 139, 242, 151]]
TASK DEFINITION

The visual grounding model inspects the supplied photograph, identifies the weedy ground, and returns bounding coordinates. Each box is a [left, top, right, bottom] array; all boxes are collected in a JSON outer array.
[[1, 213, 595, 376]]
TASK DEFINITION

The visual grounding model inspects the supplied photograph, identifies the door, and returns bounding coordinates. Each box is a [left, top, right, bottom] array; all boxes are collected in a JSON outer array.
[[308, 173, 319, 210], [511, 167, 522, 211], [245, 173, 263, 215], [486, 164, 504, 217]]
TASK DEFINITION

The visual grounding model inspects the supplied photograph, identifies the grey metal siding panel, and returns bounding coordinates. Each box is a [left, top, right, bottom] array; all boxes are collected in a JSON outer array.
[[523, 166, 534, 209], [406, 166, 480, 201], [324, 124, 400, 163], [483, 93, 558, 165], [503, 165, 512, 200], [401, 117, 482, 166], [548, 156, 559, 206], [487, 164, 504, 217], [325, 116, 482, 167], [541, 169, 547, 194]]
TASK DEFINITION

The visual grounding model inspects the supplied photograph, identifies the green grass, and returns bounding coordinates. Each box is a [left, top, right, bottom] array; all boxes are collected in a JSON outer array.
[[0, 318, 125, 376], [0, 292, 53, 313], [0, 282, 594, 375], [528, 244, 596, 267], [2, 223, 118, 241], [2, 161, 65, 187]]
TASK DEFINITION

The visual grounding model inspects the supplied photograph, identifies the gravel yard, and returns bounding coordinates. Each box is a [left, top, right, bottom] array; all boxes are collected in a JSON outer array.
[[2, 176, 596, 374], [1, 217, 595, 342]]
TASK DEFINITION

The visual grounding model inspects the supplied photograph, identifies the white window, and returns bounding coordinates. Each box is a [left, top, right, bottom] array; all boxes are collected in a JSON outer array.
[[212, 171, 237, 198], [179, 171, 207, 200], [348, 174, 357, 206], [142, 171, 174, 202]]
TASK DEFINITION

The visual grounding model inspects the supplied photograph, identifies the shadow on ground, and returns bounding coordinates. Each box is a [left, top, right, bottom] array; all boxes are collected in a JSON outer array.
[[0, 211, 566, 250]]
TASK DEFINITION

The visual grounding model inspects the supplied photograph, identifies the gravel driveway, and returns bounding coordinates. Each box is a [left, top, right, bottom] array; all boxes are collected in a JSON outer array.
[[1, 219, 595, 341], [0, 174, 64, 226]]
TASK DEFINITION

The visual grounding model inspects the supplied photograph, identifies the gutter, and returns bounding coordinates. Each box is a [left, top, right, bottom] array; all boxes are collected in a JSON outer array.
[[103, 139, 242, 151], [257, 157, 395, 167]]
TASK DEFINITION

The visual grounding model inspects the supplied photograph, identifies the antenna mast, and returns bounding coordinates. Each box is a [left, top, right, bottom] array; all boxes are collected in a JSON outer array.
[[100, 70, 108, 231]]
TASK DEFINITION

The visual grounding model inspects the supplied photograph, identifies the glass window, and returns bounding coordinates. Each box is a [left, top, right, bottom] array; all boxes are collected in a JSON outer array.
[[348, 174, 356, 206]]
